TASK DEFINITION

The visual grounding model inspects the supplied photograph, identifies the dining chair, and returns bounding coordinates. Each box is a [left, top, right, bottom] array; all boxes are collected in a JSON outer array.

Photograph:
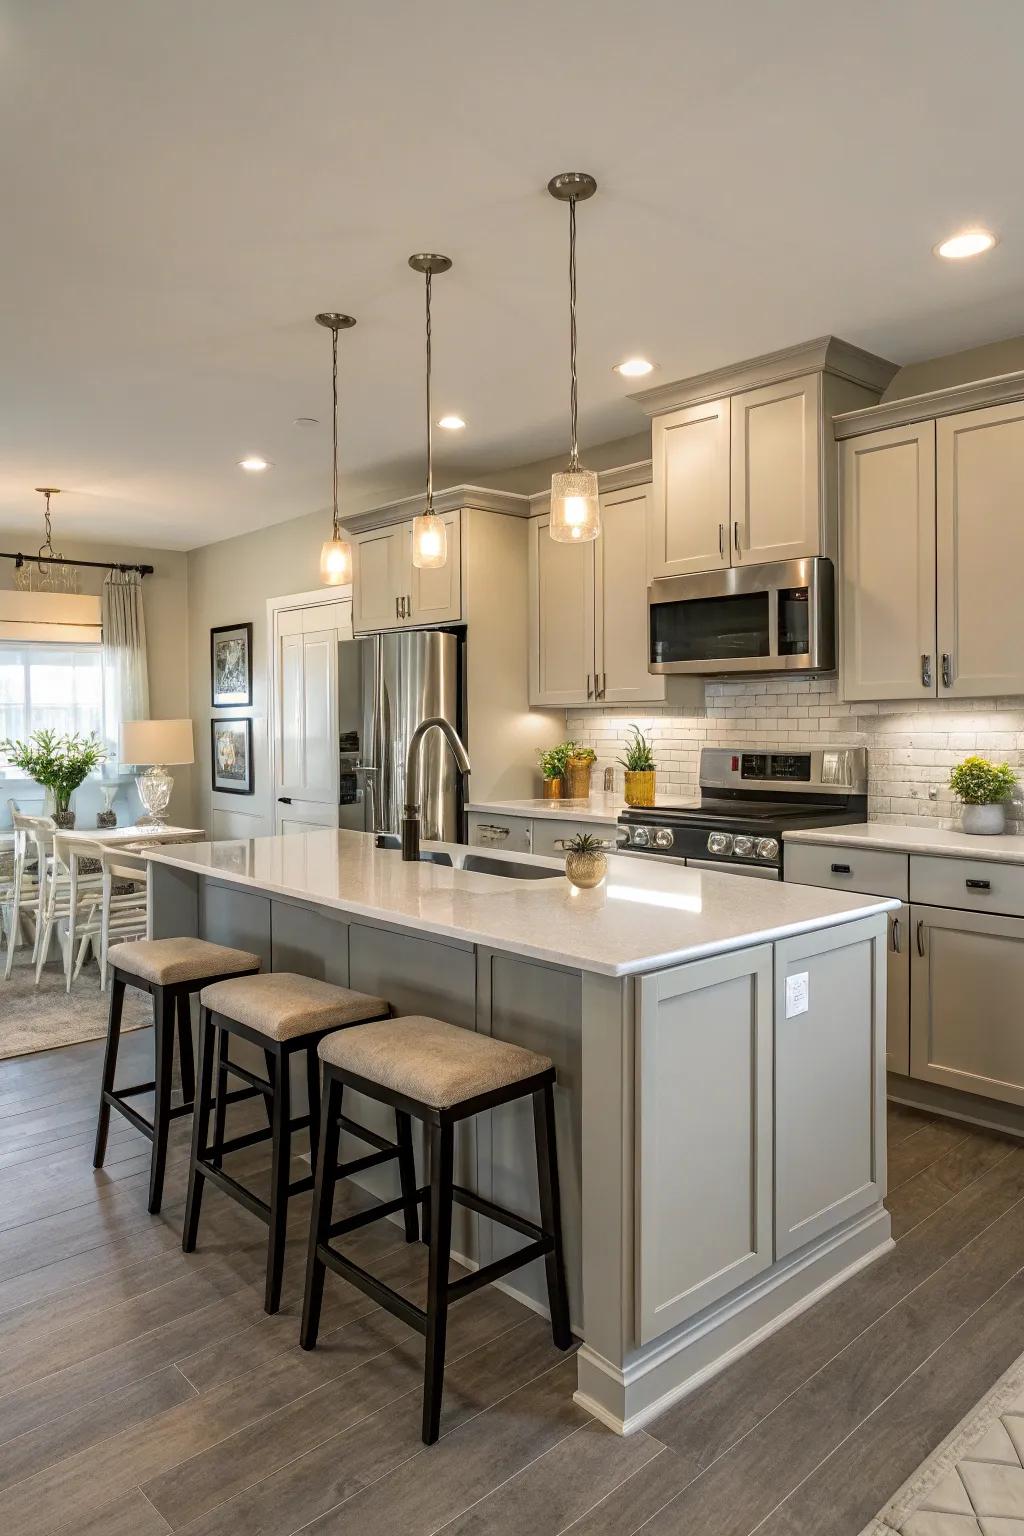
[[3, 814, 54, 981], [35, 832, 105, 990]]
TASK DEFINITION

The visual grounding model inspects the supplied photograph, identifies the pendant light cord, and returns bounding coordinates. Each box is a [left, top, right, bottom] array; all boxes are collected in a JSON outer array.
[[425, 270, 434, 515], [330, 326, 341, 539], [38, 490, 62, 567], [568, 194, 579, 472]]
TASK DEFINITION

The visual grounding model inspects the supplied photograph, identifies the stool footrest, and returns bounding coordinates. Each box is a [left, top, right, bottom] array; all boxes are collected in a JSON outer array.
[[288, 1173, 315, 1196], [335, 1146, 400, 1180], [451, 1184, 546, 1243], [200, 1163, 271, 1225], [212, 1124, 273, 1158], [338, 1115, 395, 1154], [224, 1060, 272, 1099], [315, 1243, 427, 1335], [104, 1091, 153, 1141], [447, 1240, 553, 1303], [327, 1187, 425, 1239]]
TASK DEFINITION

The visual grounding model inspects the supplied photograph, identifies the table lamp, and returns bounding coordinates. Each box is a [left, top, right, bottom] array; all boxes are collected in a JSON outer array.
[[120, 718, 195, 826]]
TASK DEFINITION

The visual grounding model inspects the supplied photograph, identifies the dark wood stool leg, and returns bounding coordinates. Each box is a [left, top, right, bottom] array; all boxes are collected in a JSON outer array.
[[533, 1082, 572, 1350], [175, 992, 195, 1105], [395, 1111, 419, 1243], [305, 1049, 321, 1176], [262, 1049, 277, 1130], [183, 1007, 216, 1253], [93, 975, 125, 1168], [422, 1122, 454, 1445], [300, 1072, 344, 1350], [148, 986, 176, 1214], [265, 1045, 292, 1314], [212, 1029, 230, 1167]]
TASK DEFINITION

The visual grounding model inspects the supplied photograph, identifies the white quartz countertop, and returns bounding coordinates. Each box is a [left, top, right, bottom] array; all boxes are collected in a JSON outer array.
[[147, 829, 896, 978], [466, 793, 702, 825], [784, 820, 1024, 864]]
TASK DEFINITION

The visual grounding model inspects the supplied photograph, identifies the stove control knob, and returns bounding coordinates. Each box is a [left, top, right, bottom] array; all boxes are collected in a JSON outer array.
[[707, 832, 733, 855], [653, 828, 675, 850], [732, 835, 755, 858], [630, 826, 650, 848], [756, 837, 780, 862]]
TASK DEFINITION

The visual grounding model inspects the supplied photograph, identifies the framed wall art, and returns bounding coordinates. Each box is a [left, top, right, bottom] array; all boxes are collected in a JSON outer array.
[[210, 716, 254, 795], [210, 622, 253, 707]]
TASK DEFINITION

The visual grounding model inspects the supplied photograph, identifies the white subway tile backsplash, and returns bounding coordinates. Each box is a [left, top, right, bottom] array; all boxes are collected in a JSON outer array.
[[566, 677, 1024, 831]]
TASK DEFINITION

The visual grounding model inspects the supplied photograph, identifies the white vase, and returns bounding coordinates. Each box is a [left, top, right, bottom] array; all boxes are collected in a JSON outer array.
[[960, 803, 1006, 835]]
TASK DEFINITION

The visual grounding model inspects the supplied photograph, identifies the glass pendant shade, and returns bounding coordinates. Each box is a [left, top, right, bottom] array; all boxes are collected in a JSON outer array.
[[550, 467, 600, 543], [412, 511, 447, 569], [319, 536, 352, 585]]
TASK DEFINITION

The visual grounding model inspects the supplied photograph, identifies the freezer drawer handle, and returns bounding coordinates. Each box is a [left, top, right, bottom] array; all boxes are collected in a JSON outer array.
[[830, 862, 852, 875], [966, 878, 991, 890]]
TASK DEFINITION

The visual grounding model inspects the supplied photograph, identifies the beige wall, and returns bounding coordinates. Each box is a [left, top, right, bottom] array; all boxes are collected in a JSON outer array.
[[0, 532, 192, 824], [883, 335, 1024, 401]]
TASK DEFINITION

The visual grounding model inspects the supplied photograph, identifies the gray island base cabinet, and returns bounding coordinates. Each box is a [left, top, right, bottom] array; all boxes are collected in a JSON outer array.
[[148, 840, 891, 1434]]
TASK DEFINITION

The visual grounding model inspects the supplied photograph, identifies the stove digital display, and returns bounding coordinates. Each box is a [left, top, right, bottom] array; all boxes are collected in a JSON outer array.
[[741, 752, 812, 782]]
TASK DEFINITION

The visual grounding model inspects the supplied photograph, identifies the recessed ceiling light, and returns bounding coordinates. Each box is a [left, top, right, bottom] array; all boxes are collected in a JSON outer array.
[[935, 228, 998, 260], [238, 455, 270, 471], [437, 414, 466, 430], [614, 357, 656, 378]]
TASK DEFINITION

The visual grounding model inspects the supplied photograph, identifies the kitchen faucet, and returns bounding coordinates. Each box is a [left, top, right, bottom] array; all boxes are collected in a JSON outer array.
[[401, 716, 471, 861]]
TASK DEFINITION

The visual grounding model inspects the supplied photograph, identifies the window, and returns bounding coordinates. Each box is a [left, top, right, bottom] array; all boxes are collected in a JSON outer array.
[[0, 642, 105, 751]]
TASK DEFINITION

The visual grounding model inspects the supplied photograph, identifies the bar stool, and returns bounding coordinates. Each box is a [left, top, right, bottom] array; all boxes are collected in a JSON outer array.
[[94, 938, 262, 1213], [300, 1015, 573, 1445], [183, 972, 396, 1314]]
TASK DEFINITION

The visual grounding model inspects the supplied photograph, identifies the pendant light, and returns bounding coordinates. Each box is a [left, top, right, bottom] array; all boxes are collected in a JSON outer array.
[[14, 489, 77, 593], [408, 253, 452, 570], [547, 171, 600, 544], [315, 310, 356, 586]]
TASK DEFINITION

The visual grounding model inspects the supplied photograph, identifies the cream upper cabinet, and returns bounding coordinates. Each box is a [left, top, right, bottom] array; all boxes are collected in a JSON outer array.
[[731, 374, 821, 565], [353, 513, 462, 633], [528, 512, 596, 706], [352, 527, 403, 632], [649, 398, 730, 577], [595, 484, 665, 704], [840, 421, 937, 701], [937, 401, 1024, 698]]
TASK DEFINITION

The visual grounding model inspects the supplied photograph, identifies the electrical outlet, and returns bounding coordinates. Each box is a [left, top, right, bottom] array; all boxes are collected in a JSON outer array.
[[785, 971, 809, 1018]]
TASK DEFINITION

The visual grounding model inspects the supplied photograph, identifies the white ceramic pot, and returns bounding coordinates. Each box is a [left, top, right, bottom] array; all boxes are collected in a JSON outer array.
[[960, 803, 1007, 835]]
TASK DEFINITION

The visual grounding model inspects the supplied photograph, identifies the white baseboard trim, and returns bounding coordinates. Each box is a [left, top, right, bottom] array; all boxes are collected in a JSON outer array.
[[573, 1208, 893, 1435]]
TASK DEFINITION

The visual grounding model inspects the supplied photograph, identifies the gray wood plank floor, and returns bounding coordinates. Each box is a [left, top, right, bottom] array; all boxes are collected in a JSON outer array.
[[1, 1032, 1021, 1535]]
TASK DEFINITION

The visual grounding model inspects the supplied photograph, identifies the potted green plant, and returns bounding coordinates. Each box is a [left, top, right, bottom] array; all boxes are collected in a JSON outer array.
[[0, 729, 107, 829], [948, 755, 1017, 835], [618, 725, 656, 808], [559, 830, 609, 888], [564, 743, 597, 800], [538, 742, 571, 799]]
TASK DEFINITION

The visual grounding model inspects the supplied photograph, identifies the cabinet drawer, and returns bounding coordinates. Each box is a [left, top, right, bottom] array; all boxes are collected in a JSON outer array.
[[910, 855, 1024, 918], [466, 812, 532, 854], [529, 818, 616, 857], [785, 842, 908, 900]]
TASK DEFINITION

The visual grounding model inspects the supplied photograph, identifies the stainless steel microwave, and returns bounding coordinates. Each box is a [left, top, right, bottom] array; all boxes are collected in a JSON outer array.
[[648, 556, 835, 675]]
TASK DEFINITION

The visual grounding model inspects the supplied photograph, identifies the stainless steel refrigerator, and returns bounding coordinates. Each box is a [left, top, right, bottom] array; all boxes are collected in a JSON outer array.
[[338, 629, 462, 841]]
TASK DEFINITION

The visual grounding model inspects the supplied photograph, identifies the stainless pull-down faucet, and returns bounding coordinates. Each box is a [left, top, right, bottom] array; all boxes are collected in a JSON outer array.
[[401, 716, 471, 861]]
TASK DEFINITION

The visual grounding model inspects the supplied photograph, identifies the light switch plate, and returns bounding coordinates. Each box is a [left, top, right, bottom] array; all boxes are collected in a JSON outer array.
[[786, 971, 809, 1018]]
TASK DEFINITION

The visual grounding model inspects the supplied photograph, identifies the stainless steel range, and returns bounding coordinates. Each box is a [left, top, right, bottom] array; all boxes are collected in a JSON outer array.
[[617, 746, 868, 879]]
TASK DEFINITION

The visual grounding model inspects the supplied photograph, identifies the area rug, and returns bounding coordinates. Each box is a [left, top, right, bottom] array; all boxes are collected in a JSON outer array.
[[0, 948, 151, 1059], [861, 1350, 1024, 1534]]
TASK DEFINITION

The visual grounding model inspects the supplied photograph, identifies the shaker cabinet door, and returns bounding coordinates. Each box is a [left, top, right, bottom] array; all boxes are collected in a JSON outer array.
[[353, 527, 402, 632], [408, 511, 462, 626], [937, 401, 1024, 698], [731, 373, 821, 565], [649, 398, 731, 577], [595, 484, 664, 704], [887, 903, 911, 1076], [840, 421, 937, 701], [528, 513, 596, 706]]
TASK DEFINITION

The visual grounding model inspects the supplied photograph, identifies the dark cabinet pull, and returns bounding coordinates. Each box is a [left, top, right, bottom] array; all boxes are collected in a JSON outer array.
[[278, 796, 292, 805], [966, 878, 991, 890], [830, 863, 852, 875], [916, 919, 926, 957], [891, 917, 901, 954]]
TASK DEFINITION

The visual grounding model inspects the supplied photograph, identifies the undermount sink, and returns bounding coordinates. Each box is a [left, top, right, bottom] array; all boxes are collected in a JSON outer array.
[[373, 834, 561, 880]]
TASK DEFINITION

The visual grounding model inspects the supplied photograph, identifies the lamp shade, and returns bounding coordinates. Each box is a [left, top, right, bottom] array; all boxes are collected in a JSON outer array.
[[120, 718, 195, 766]]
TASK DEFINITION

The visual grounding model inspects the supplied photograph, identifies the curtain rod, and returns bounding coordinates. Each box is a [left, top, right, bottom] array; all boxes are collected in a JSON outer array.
[[0, 552, 154, 578]]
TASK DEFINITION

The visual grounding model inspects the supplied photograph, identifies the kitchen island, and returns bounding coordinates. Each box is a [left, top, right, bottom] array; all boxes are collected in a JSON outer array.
[[147, 829, 896, 1433]]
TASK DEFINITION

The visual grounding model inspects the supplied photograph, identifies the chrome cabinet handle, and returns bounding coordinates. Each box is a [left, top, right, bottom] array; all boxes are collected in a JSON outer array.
[[733, 520, 741, 554], [718, 523, 725, 557], [406, 594, 412, 618], [477, 823, 510, 844], [921, 654, 933, 688], [586, 673, 594, 700], [891, 916, 901, 954], [916, 919, 926, 957], [395, 597, 400, 620], [599, 671, 606, 698], [941, 653, 953, 688]]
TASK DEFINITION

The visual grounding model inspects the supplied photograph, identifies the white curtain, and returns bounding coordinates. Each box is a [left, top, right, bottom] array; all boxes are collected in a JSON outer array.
[[102, 570, 149, 757]]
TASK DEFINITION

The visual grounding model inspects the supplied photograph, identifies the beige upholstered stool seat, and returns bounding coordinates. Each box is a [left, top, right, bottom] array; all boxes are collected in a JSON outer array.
[[200, 972, 388, 1042], [318, 1015, 552, 1111], [109, 937, 261, 987]]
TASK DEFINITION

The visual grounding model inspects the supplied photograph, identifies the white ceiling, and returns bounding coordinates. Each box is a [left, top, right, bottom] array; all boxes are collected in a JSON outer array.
[[2, 0, 1023, 550]]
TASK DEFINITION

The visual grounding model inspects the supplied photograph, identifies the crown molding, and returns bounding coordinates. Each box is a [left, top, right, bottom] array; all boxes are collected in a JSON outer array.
[[341, 483, 531, 533], [630, 336, 899, 417], [528, 459, 653, 515], [833, 368, 1024, 439]]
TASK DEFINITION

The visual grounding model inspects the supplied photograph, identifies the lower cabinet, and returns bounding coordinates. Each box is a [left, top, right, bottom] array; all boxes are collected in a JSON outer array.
[[910, 903, 1024, 1106], [466, 811, 533, 853], [636, 946, 774, 1343], [887, 903, 911, 1075]]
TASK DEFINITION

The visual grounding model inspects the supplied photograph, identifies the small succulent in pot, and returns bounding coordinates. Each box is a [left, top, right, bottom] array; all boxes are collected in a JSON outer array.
[[618, 725, 656, 808], [538, 743, 571, 799], [560, 831, 609, 889], [948, 755, 1018, 835]]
